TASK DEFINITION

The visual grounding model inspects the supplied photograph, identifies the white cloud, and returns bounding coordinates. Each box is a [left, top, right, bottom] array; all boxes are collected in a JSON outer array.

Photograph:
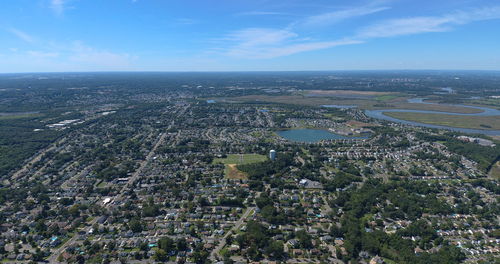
[[302, 6, 390, 27], [216, 3, 388, 59], [217, 5, 500, 60], [27, 50, 59, 58], [357, 6, 500, 39], [358, 16, 452, 38], [2, 41, 135, 71], [50, 0, 66, 15], [236, 11, 288, 16], [222, 28, 361, 59], [227, 28, 298, 48], [227, 39, 363, 59], [68, 41, 134, 69], [7, 28, 34, 43]]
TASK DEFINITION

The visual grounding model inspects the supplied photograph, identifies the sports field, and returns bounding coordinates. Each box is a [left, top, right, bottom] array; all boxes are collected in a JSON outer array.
[[213, 154, 267, 179], [226, 94, 480, 114]]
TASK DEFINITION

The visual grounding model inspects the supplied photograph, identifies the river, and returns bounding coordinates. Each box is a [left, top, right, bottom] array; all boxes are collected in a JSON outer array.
[[365, 98, 500, 135]]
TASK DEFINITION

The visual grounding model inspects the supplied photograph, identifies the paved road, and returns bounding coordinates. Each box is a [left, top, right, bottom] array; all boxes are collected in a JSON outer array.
[[47, 129, 170, 263], [209, 207, 255, 261], [46, 106, 186, 263], [47, 216, 99, 263], [113, 130, 170, 203], [9, 138, 66, 184]]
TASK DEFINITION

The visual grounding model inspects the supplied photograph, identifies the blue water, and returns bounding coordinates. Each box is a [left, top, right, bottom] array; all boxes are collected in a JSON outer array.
[[365, 98, 500, 135], [277, 129, 368, 143]]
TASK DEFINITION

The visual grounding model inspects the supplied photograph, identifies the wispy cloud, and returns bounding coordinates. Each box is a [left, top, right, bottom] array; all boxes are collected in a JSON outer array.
[[226, 28, 298, 48], [27, 50, 59, 58], [357, 6, 500, 39], [302, 5, 390, 27], [236, 11, 289, 16], [6, 41, 135, 70], [7, 28, 34, 43], [50, 0, 66, 15], [220, 5, 500, 59], [222, 28, 361, 59], [228, 39, 363, 59], [218, 3, 389, 59], [68, 41, 134, 69]]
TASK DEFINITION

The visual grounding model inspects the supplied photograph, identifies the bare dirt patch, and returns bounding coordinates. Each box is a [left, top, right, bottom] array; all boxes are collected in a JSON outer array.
[[488, 161, 500, 179], [226, 164, 248, 180]]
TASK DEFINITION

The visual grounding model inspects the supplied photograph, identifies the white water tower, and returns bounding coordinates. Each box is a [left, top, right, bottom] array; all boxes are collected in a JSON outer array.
[[269, 150, 276, 161]]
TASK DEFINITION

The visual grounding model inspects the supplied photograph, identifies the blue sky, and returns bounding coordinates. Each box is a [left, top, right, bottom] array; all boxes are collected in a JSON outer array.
[[1, 0, 500, 72]]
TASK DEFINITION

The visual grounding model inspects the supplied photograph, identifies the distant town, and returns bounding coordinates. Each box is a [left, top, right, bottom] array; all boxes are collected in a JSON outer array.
[[0, 72, 498, 264]]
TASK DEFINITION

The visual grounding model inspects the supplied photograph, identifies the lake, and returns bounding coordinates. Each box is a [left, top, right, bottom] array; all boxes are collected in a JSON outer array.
[[277, 129, 368, 143]]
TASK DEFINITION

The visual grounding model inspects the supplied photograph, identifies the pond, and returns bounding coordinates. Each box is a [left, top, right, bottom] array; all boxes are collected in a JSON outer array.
[[277, 129, 368, 143]]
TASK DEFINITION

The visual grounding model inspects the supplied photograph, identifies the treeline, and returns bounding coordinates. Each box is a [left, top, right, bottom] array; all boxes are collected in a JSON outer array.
[[0, 115, 62, 176], [237, 153, 295, 179], [331, 179, 465, 263], [237, 153, 295, 191], [233, 220, 285, 261], [416, 132, 500, 172]]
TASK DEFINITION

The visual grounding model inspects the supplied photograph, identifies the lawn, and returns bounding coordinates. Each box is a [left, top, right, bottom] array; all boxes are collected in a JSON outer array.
[[213, 154, 267, 179], [375, 94, 400, 101], [391, 102, 483, 114], [213, 154, 267, 165], [96, 181, 107, 188], [0, 113, 43, 120], [383, 112, 500, 130]]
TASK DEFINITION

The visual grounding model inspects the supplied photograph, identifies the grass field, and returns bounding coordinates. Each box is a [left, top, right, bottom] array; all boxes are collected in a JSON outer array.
[[213, 154, 267, 179], [388, 102, 483, 114], [230, 95, 384, 109], [375, 94, 400, 101], [0, 113, 43, 120], [225, 94, 481, 115], [469, 98, 500, 110], [214, 154, 267, 165], [383, 112, 500, 130]]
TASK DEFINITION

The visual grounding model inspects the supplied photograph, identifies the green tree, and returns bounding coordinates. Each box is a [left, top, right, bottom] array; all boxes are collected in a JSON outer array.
[[296, 230, 313, 249], [158, 236, 175, 252], [129, 218, 143, 233], [154, 249, 168, 262], [265, 241, 284, 260]]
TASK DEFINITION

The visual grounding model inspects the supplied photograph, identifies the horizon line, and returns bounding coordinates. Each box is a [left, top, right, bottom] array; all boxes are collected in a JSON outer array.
[[1, 69, 500, 74]]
